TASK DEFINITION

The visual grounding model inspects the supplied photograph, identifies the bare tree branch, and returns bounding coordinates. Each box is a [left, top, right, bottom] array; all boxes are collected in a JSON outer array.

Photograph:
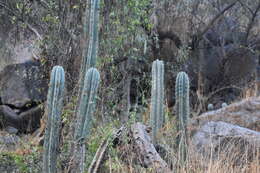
[[237, 0, 254, 15], [0, 2, 42, 40], [196, 1, 238, 43], [244, 1, 260, 43]]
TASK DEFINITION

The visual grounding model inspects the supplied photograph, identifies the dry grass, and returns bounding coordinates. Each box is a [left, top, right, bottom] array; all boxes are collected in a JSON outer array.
[[102, 114, 260, 173]]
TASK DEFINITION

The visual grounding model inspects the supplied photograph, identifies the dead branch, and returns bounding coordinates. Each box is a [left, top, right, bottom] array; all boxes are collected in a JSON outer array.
[[88, 137, 109, 173], [196, 1, 238, 43], [244, 1, 260, 43], [88, 126, 126, 173]]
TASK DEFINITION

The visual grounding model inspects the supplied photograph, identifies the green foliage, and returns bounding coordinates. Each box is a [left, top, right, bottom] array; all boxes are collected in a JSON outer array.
[[99, 0, 152, 66], [175, 71, 190, 164], [0, 145, 42, 173], [150, 59, 165, 143], [43, 66, 65, 173], [0, 152, 28, 173]]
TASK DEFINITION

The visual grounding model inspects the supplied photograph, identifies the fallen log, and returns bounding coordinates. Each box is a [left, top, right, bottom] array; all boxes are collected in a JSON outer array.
[[87, 123, 172, 173], [130, 123, 172, 173]]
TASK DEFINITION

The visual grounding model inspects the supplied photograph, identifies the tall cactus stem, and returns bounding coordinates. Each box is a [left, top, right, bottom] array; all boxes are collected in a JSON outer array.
[[43, 66, 65, 173], [175, 71, 190, 164], [72, 68, 100, 173], [79, 0, 100, 93], [150, 59, 165, 143], [75, 68, 100, 141]]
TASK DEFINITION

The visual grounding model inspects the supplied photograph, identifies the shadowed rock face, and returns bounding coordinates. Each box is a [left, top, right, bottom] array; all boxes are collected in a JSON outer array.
[[0, 61, 47, 133], [0, 61, 48, 108], [0, 104, 44, 133]]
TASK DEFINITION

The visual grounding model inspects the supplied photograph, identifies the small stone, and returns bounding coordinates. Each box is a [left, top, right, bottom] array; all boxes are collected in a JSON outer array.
[[5, 126, 18, 134]]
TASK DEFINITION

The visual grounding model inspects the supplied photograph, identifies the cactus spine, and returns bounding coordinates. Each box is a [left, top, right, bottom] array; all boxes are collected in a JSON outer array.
[[72, 68, 100, 173], [43, 66, 65, 173], [175, 71, 190, 164], [150, 59, 165, 143]]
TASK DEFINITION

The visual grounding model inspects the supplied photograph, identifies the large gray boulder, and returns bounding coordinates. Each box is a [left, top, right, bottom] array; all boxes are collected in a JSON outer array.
[[190, 97, 260, 132], [0, 61, 48, 108], [191, 121, 260, 163]]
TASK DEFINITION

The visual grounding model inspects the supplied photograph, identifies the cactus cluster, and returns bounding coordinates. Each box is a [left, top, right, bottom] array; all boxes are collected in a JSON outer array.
[[149, 62, 191, 163], [43, 66, 65, 173], [43, 0, 101, 172], [175, 71, 190, 164], [150, 59, 165, 143], [42, 0, 192, 170]]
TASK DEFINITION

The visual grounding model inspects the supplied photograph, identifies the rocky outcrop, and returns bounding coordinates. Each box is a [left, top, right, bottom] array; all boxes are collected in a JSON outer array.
[[190, 97, 260, 132], [0, 61, 48, 108], [0, 61, 47, 134], [190, 97, 260, 164], [0, 104, 44, 133], [191, 121, 260, 163], [0, 14, 42, 72]]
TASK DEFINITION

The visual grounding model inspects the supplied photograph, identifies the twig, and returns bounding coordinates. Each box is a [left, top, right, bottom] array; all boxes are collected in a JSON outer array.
[[197, 1, 238, 42]]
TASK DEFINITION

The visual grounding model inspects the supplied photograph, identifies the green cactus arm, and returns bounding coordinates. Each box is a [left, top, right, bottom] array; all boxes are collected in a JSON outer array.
[[43, 66, 65, 173], [75, 68, 100, 141], [71, 68, 100, 173]]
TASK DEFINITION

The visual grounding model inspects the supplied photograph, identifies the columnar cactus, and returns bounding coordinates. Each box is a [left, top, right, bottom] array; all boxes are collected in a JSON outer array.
[[150, 59, 165, 143], [69, 0, 100, 172], [79, 0, 100, 93], [72, 68, 100, 173], [43, 66, 65, 173], [175, 71, 190, 164], [75, 68, 100, 140]]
